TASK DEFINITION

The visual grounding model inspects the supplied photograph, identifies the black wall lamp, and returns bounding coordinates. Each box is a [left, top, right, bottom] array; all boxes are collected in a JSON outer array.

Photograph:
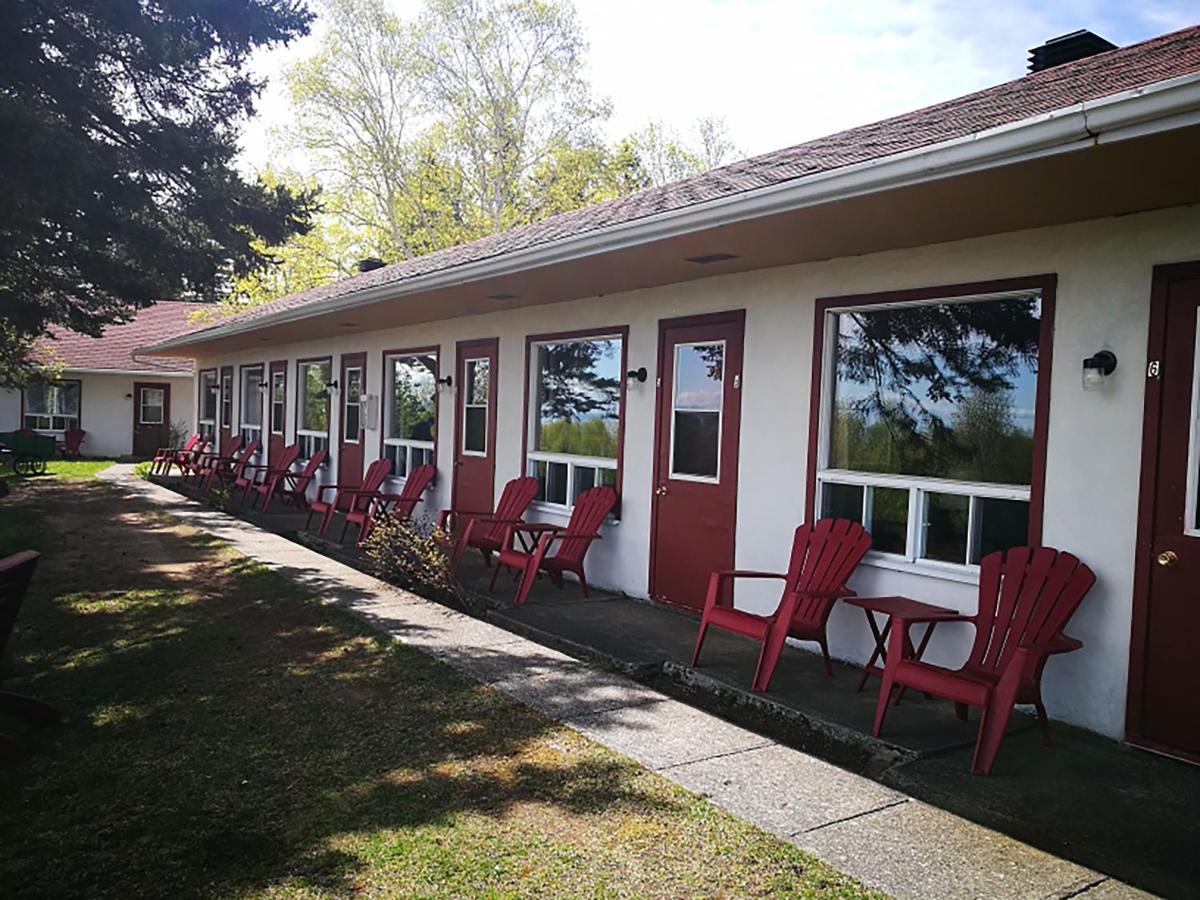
[[1082, 350, 1117, 391], [435, 374, 453, 388], [324, 378, 339, 394], [626, 367, 648, 384]]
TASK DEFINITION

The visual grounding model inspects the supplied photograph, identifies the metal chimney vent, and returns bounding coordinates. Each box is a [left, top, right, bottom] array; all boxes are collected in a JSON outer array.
[[1028, 30, 1116, 72], [356, 257, 387, 273]]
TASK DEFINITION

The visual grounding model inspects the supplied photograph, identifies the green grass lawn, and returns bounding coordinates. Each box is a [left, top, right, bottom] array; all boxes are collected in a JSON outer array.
[[0, 481, 881, 899], [0, 457, 117, 481]]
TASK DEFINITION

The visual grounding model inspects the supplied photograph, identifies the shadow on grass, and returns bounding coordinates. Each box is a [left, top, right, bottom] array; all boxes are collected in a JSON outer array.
[[0, 482, 697, 899]]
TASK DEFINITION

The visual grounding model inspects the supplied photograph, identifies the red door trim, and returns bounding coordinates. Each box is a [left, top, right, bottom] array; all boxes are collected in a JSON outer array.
[[1127, 259, 1200, 761], [803, 274, 1057, 546], [648, 309, 745, 606], [520, 325, 630, 508], [379, 344, 441, 474], [452, 337, 499, 514]]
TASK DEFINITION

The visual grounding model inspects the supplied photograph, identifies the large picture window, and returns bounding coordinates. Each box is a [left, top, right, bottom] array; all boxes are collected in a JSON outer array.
[[23, 380, 81, 432], [198, 369, 217, 437], [384, 351, 437, 478], [240, 365, 264, 445], [526, 331, 624, 508], [815, 287, 1048, 571], [297, 359, 331, 461]]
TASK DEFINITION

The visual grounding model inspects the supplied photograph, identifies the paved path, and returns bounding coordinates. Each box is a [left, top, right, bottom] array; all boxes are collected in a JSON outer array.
[[99, 465, 1148, 899]]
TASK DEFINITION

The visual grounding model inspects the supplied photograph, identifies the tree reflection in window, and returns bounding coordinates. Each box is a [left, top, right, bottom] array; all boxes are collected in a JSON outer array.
[[830, 295, 1041, 485], [389, 354, 437, 442], [534, 337, 622, 458]]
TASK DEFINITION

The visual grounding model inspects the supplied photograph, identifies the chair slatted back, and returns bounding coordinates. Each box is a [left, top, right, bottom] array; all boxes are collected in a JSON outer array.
[[0, 551, 40, 662], [968, 547, 1096, 677], [555, 486, 617, 563], [62, 429, 86, 454], [399, 464, 436, 502], [295, 448, 327, 484], [271, 443, 302, 476], [232, 439, 260, 477], [349, 458, 393, 512], [220, 433, 243, 458], [786, 519, 872, 627], [477, 476, 538, 544]]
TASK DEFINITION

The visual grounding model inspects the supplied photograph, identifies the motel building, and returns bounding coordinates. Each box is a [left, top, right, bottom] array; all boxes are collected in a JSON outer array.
[[142, 27, 1200, 763]]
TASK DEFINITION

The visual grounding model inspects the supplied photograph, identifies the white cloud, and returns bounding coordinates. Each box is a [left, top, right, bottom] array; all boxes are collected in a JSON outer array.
[[236, 0, 1197, 174]]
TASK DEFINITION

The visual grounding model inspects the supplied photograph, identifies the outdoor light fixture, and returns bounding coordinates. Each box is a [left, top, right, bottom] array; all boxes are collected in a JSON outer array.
[[436, 375, 453, 389], [626, 366, 648, 384], [324, 378, 339, 394], [258, 380, 269, 393], [1082, 349, 1117, 391]]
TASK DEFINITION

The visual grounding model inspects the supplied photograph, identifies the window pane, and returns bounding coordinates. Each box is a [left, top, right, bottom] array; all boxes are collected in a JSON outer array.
[[533, 337, 621, 458], [271, 374, 285, 433], [300, 363, 330, 432], [466, 359, 489, 404], [389, 354, 437, 442], [675, 342, 724, 410], [545, 461, 568, 505], [599, 467, 617, 488], [973, 498, 1030, 562], [344, 404, 360, 440], [221, 375, 232, 424], [572, 465, 596, 503], [201, 373, 218, 420], [821, 482, 864, 522], [140, 388, 164, 425], [672, 411, 719, 478], [869, 487, 908, 555], [923, 492, 969, 564], [829, 295, 1041, 485], [23, 383, 48, 415], [241, 369, 262, 426], [464, 407, 487, 453]]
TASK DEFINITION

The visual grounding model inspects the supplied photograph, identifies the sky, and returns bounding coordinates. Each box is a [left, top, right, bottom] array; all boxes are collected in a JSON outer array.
[[236, 0, 1198, 175]]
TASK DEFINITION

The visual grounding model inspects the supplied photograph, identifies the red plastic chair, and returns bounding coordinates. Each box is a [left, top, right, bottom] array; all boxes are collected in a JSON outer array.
[[58, 428, 86, 459], [355, 463, 437, 543], [177, 436, 212, 479], [872, 546, 1096, 775], [491, 485, 617, 606], [691, 519, 871, 693], [205, 438, 258, 491], [151, 433, 199, 475], [306, 457, 393, 538], [241, 443, 302, 506], [1, 550, 60, 757], [268, 448, 327, 511], [439, 475, 539, 569]]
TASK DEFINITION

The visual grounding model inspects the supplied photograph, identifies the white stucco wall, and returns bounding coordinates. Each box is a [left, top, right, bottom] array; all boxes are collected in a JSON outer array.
[[193, 205, 1200, 739], [1, 372, 195, 458]]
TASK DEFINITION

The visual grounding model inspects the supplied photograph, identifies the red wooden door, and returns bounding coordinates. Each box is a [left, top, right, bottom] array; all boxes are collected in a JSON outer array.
[[267, 360, 288, 466], [1131, 264, 1200, 762], [649, 312, 744, 611], [337, 352, 367, 489], [131, 382, 170, 458], [453, 338, 498, 517], [219, 365, 233, 448]]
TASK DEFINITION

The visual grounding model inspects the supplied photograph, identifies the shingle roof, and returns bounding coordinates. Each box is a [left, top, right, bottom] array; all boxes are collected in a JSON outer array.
[[178, 23, 1200, 339], [42, 302, 210, 373]]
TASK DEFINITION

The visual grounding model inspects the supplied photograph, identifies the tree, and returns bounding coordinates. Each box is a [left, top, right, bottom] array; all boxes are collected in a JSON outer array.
[[0, 0, 318, 386], [623, 116, 743, 187]]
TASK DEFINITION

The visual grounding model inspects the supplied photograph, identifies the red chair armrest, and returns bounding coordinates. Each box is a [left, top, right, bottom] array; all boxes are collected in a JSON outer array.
[[710, 570, 788, 580], [794, 586, 856, 600], [509, 522, 563, 533]]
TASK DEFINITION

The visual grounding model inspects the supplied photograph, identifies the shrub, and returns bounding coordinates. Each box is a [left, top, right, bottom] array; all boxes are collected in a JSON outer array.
[[363, 515, 477, 612]]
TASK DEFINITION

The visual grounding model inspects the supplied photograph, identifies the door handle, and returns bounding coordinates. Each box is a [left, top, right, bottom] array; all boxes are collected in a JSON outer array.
[[1156, 550, 1179, 567], [655, 485, 668, 496]]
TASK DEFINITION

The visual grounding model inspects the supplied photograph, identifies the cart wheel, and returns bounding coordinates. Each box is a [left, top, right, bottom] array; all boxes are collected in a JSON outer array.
[[13, 457, 31, 477], [32, 457, 48, 475]]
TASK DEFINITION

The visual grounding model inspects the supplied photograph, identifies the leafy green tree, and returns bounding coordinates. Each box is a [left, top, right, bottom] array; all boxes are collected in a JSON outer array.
[[0, 0, 317, 386]]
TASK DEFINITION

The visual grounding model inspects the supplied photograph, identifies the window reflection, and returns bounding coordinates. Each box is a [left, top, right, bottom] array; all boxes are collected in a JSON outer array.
[[533, 337, 621, 458], [671, 342, 724, 479], [388, 355, 437, 442]]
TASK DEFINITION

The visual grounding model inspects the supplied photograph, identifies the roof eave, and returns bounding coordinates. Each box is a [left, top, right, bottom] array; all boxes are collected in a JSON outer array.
[[140, 70, 1200, 356]]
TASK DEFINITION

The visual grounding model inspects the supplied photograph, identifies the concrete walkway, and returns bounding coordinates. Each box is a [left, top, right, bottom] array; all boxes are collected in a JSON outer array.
[[99, 465, 1148, 899]]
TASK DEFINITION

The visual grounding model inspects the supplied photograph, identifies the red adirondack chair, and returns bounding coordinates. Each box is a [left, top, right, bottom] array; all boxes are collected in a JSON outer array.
[[151, 433, 199, 475], [58, 428, 86, 459], [205, 438, 259, 491], [177, 436, 213, 479], [691, 519, 871, 693], [872, 546, 1096, 775], [354, 463, 437, 543], [267, 447, 327, 511], [1, 550, 60, 757], [491, 485, 617, 606], [439, 475, 539, 569], [306, 457, 394, 538], [240, 443, 302, 506], [190, 434, 241, 486]]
